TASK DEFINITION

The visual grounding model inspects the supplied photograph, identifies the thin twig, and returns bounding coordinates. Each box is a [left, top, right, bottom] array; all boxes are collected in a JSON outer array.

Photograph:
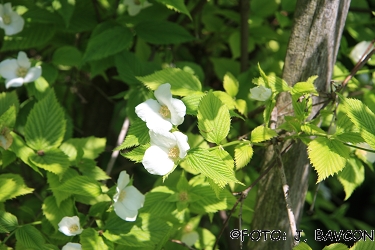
[[104, 117, 130, 181]]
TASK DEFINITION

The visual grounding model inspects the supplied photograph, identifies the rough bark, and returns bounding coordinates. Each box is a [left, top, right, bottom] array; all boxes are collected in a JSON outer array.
[[249, 1, 351, 249]]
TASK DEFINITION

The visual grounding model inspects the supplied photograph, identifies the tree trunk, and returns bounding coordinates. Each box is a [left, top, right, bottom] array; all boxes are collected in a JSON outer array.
[[249, 1, 351, 249]]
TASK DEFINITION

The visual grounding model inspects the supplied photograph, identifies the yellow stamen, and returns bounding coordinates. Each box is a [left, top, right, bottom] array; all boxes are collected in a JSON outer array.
[[2, 15, 11, 25], [16, 67, 28, 78], [69, 224, 79, 233], [168, 146, 180, 160], [118, 190, 126, 202], [159, 105, 171, 118]]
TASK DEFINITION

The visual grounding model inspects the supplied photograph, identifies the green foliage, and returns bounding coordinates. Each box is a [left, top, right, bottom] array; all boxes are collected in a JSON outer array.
[[251, 125, 277, 143], [0, 211, 18, 233], [0, 174, 34, 202], [234, 143, 254, 170], [15, 225, 45, 249]]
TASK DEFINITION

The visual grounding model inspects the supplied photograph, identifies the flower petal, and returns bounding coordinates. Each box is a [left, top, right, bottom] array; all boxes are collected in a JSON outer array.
[[154, 83, 173, 106], [149, 129, 176, 149], [3, 14, 24, 36], [169, 98, 186, 126], [0, 59, 18, 79], [142, 145, 174, 175], [172, 131, 190, 159], [58, 216, 83, 236], [121, 186, 145, 211], [249, 85, 272, 101], [181, 231, 199, 247], [5, 77, 24, 89], [62, 243, 82, 250], [23, 66, 41, 83], [135, 99, 173, 131], [17, 52, 31, 69], [114, 202, 139, 221], [117, 171, 130, 190]]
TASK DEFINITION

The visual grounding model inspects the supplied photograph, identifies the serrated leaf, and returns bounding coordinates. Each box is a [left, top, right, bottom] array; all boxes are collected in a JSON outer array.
[[52, 0, 75, 27], [0, 211, 18, 233], [235, 99, 248, 117], [340, 96, 375, 150], [255, 64, 290, 93], [134, 20, 194, 45], [212, 148, 234, 170], [122, 144, 149, 163], [42, 196, 75, 231], [308, 137, 350, 182], [77, 159, 110, 181], [115, 120, 149, 150], [292, 76, 318, 96], [24, 90, 66, 150], [234, 143, 253, 170], [0, 105, 16, 130], [213, 91, 236, 110], [65, 137, 106, 160], [15, 225, 45, 249], [52, 46, 82, 67], [251, 125, 277, 143], [197, 92, 231, 144], [223, 72, 239, 97], [184, 148, 241, 188], [52, 176, 102, 198], [47, 171, 77, 206], [29, 148, 69, 176], [301, 124, 326, 136], [337, 158, 364, 200], [335, 132, 364, 144], [1, 23, 56, 52], [0, 91, 19, 117], [292, 242, 312, 250], [182, 92, 205, 115], [137, 68, 202, 96], [0, 174, 34, 202], [155, 0, 191, 19], [351, 240, 375, 250], [322, 243, 348, 250], [83, 25, 132, 62], [81, 228, 111, 250]]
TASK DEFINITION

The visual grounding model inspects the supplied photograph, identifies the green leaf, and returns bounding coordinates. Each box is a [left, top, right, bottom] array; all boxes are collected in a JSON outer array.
[[340, 96, 375, 150], [335, 132, 364, 144], [234, 143, 253, 170], [65, 137, 106, 160], [15, 225, 45, 249], [52, 0, 75, 27], [52, 46, 82, 67], [0, 105, 16, 130], [0, 91, 19, 117], [301, 124, 326, 136], [42, 196, 75, 231], [137, 68, 202, 96], [24, 90, 66, 150], [1, 23, 56, 52], [337, 158, 364, 200], [223, 72, 239, 97], [47, 171, 77, 206], [322, 243, 348, 250], [52, 176, 102, 198], [29, 148, 69, 176], [83, 25, 133, 62], [134, 20, 194, 45], [81, 228, 112, 250], [292, 76, 318, 96], [122, 144, 149, 163], [0, 210, 18, 233], [115, 119, 149, 150], [77, 159, 110, 181], [0, 174, 34, 202], [25, 77, 50, 101], [351, 240, 375, 250], [251, 125, 277, 143], [155, 0, 191, 19], [182, 92, 205, 115], [308, 137, 350, 182], [213, 91, 236, 110], [197, 92, 231, 144], [184, 148, 241, 188], [235, 99, 248, 117]]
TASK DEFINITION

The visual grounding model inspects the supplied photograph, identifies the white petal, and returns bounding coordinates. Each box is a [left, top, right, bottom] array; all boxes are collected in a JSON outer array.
[[3, 14, 24, 35], [135, 99, 172, 131], [172, 131, 190, 159], [117, 171, 130, 190], [0, 5, 4, 16], [169, 98, 186, 125], [23, 66, 41, 83], [154, 83, 173, 106], [249, 86, 272, 101], [5, 78, 24, 89], [58, 216, 83, 236], [0, 59, 18, 79], [114, 202, 139, 221], [62, 243, 82, 250], [181, 231, 199, 247], [17, 52, 31, 69], [3, 3, 12, 14], [120, 186, 145, 211], [142, 145, 174, 175], [149, 129, 176, 149], [349, 41, 373, 63]]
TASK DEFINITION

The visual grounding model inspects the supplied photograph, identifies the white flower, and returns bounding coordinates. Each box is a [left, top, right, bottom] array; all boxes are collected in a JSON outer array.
[[135, 83, 186, 131], [142, 130, 190, 175], [356, 143, 375, 163], [181, 231, 199, 247], [0, 51, 42, 89], [62, 243, 82, 250], [0, 3, 24, 36], [58, 216, 83, 236], [349, 41, 373, 63], [113, 171, 145, 221], [249, 85, 272, 101], [124, 0, 152, 16]]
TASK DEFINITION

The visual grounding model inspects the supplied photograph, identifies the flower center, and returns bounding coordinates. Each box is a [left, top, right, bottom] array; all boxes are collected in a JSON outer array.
[[168, 146, 180, 160], [133, 0, 141, 5], [69, 224, 79, 233], [118, 190, 126, 202], [179, 191, 188, 202], [2, 14, 11, 25], [16, 67, 28, 78], [159, 105, 171, 118]]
